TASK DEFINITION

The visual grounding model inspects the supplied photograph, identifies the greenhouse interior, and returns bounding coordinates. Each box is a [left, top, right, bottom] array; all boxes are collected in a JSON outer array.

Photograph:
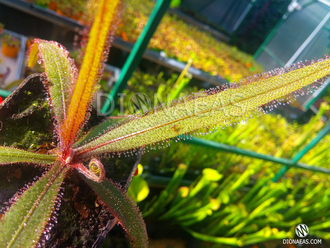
[[1, 0, 330, 247]]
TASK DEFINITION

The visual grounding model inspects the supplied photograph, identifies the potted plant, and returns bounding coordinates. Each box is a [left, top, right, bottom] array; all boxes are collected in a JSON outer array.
[[1, 34, 20, 58], [0, 1, 330, 247]]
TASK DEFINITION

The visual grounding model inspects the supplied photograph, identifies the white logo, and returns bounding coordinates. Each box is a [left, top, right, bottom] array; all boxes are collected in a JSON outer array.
[[295, 224, 309, 238], [283, 224, 320, 245]]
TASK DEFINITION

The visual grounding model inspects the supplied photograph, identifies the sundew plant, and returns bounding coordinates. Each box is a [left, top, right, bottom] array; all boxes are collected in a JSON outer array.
[[1, 0, 330, 247]]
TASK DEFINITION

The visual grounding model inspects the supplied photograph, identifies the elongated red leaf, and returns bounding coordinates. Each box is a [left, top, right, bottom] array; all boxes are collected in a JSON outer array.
[[0, 162, 68, 247], [82, 176, 148, 248], [61, 0, 120, 148]]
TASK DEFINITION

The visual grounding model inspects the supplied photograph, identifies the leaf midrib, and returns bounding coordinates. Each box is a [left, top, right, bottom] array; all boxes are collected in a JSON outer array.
[[7, 163, 66, 248], [74, 63, 329, 157], [44, 44, 67, 120]]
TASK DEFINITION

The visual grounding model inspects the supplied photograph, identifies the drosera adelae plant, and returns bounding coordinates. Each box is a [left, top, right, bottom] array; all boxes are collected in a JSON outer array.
[[1, 1, 330, 248], [0, 0, 150, 247]]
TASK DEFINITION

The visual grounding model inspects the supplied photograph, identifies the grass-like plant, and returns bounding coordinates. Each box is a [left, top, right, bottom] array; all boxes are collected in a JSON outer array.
[[1, 0, 330, 247], [142, 166, 330, 246]]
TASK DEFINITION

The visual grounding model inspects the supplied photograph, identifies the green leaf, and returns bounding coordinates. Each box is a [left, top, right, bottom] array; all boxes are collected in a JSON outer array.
[[0, 162, 68, 247], [170, 0, 181, 8], [128, 176, 150, 202], [73, 58, 330, 159], [83, 177, 148, 248], [169, 58, 192, 100], [202, 168, 222, 181], [143, 163, 187, 217], [0, 146, 56, 165], [74, 118, 117, 147], [28, 39, 76, 127], [309, 230, 330, 239]]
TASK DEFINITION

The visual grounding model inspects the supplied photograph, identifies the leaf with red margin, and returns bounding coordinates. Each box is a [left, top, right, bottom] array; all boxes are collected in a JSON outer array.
[[0, 161, 68, 247], [61, 0, 120, 149], [0, 146, 56, 165], [73, 57, 330, 159], [82, 176, 148, 248], [28, 40, 77, 129]]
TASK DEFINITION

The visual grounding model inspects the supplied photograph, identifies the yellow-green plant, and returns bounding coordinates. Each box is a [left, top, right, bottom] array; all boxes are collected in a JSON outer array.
[[143, 166, 330, 246], [1, 0, 330, 247], [117, 0, 263, 81]]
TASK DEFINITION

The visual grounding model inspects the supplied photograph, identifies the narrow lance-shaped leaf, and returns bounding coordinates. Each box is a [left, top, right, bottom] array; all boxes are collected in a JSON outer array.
[[0, 162, 68, 247], [0, 146, 57, 165], [74, 57, 330, 159], [82, 176, 148, 248], [27, 40, 77, 128], [61, 0, 120, 149]]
